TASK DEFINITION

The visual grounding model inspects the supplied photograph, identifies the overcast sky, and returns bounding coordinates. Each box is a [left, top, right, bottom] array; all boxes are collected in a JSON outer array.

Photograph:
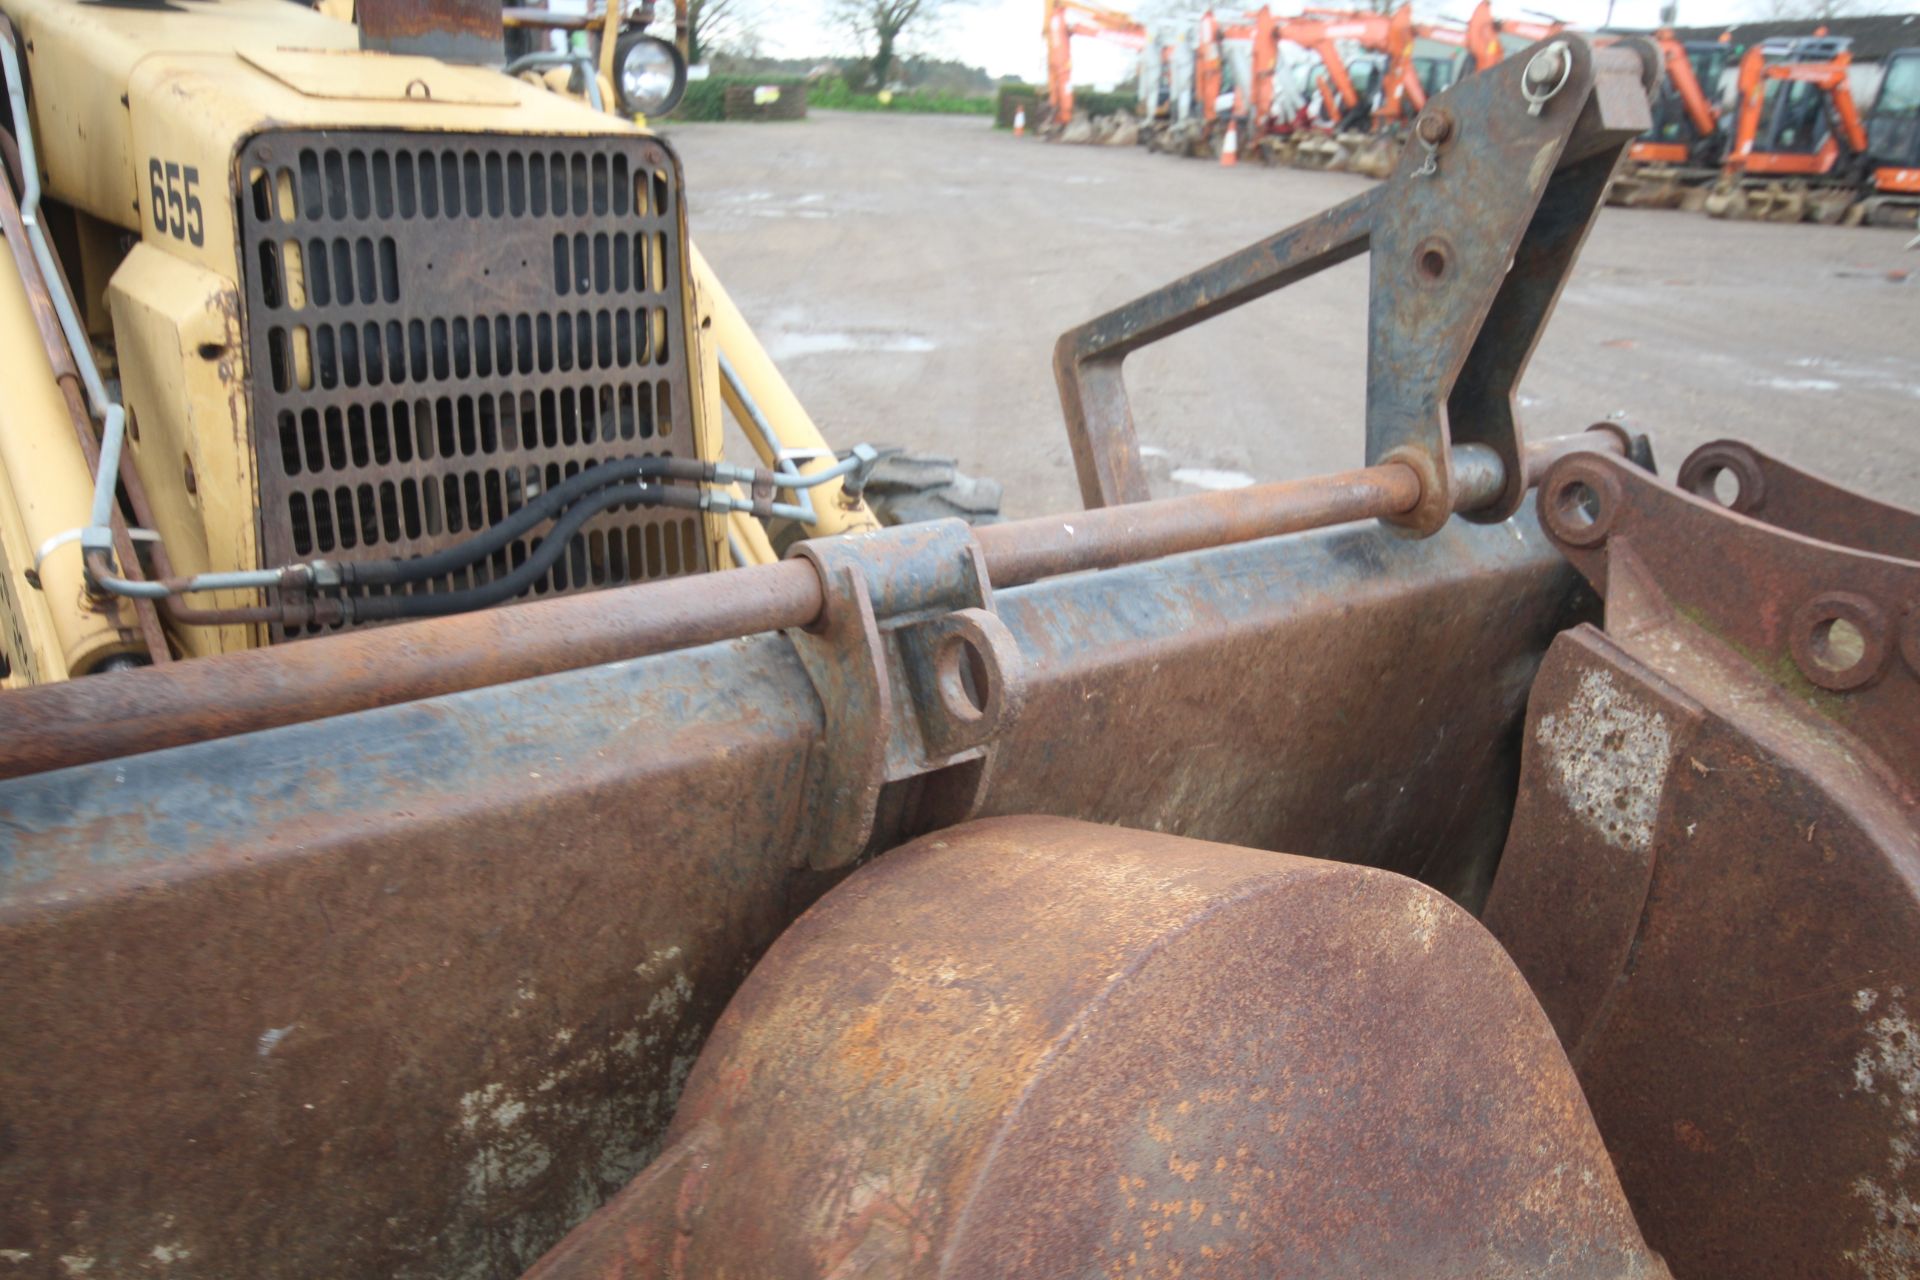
[[749, 0, 1912, 87]]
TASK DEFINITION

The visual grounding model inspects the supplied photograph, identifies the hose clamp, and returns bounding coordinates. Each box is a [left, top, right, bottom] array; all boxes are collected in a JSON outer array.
[[31, 526, 159, 589]]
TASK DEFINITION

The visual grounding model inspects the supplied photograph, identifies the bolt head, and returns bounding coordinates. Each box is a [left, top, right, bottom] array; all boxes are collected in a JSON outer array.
[[1525, 44, 1568, 88], [1415, 112, 1452, 146]]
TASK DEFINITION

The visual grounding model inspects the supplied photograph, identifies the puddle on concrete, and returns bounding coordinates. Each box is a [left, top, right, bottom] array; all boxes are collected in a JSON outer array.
[[716, 192, 835, 221], [1763, 377, 1842, 392], [1171, 467, 1256, 490], [762, 331, 937, 361]]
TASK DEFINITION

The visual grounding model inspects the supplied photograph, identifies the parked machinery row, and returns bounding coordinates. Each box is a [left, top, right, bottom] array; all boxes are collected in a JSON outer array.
[[1613, 32, 1919, 226], [1044, 0, 1560, 172], [1041, 3, 1920, 227]]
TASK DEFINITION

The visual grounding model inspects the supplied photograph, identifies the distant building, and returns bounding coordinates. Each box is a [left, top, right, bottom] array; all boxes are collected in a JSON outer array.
[[1655, 13, 1920, 63], [1612, 13, 1920, 106]]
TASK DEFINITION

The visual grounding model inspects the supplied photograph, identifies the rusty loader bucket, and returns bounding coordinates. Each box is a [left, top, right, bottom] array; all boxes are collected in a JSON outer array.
[[3, 34, 1918, 1280]]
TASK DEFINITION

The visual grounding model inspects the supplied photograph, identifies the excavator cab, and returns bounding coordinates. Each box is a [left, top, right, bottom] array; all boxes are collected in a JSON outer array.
[[1748, 36, 1855, 162], [1411, 38, 1459, 99], [1641, 39, 1733, 166], [1707, 34, 1900, 222], [1343, 53, 1384, 128], [1866, 47, 1920, 194]]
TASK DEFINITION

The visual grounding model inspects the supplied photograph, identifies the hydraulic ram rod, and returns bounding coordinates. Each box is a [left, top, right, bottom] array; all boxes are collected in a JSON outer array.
[[0, 435, 1620, 778]]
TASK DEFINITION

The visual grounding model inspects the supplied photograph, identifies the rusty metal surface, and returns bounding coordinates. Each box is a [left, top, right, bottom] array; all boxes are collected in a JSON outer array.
[[785, 520, 1021, 869], [0, 637, 824, 1279], [526, 815, 1668, 1278], [1677, 437, 1920, 561], [1484, 452, 1920, 1278], [237, 129, 702, 641], [0, 433, 1618, 781], [1053, 37, 1653, 528], [0, 559, 822, 779], [1535, 450, 1917, 778], [978, 460, 1418, 587], [0, 511, 1582, 1276], [978, 512, 1588, 906], [359, 0, 506, 64]]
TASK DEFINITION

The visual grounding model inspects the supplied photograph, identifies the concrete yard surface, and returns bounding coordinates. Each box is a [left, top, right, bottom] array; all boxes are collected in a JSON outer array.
[[668, 111, 1920, 520]]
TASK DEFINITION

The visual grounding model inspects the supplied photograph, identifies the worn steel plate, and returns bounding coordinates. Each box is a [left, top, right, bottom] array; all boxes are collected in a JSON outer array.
[[0, 512, 1580, 1276]]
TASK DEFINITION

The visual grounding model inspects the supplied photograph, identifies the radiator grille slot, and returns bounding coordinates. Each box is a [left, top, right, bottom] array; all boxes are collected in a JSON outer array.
[[237, 130, 703, 640]]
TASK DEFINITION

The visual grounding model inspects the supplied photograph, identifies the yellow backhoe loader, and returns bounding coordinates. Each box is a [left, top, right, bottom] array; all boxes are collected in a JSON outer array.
[[0, 0, 1005, 685]]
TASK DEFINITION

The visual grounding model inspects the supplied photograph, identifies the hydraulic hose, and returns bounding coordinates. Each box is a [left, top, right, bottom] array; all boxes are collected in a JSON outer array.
[[335, 448, 846, 595], [348, 482, 704, 621], [339, 454, 709, 589]]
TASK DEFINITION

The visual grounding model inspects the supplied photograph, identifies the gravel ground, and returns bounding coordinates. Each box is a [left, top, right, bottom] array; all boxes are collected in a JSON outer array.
[[666, 110, 1920, 519]]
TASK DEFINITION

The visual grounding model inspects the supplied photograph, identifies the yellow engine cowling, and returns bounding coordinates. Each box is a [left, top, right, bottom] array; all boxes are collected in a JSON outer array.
[[0, 0, 725, 678]]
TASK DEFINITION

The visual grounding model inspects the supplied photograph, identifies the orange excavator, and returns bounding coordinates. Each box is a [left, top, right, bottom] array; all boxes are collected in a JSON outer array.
[[1711, 36, 1920, 225], [1153, 8, 1344, 161], [1727, 37, 1863, 176], [1194, 9, 1233, 127], [1302, 4, 1428, 129], [1606, 29, 1735, 207], [1636, 31, 1733, 166], [1415, 7, 1498, 93], [1862, 45, 1920, 221], [1707, 35, 1869, 221], [1043, 0, 1146, 128], [1250, 7, 1364, 138], [1140, 9, 1239, 155]]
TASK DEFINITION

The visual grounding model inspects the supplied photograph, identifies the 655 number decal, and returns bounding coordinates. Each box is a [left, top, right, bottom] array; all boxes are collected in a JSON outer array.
[[147, 158, 205, 247]]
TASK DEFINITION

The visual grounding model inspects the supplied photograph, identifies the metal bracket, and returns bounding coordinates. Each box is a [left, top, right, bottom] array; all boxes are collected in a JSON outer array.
[[1536, 448, 1920, 780], [1491, 445, 1920, 1276], [786, 520, 1026, 869], [1053, 35, 1657, 533], [1676, 438, 1920, 561]]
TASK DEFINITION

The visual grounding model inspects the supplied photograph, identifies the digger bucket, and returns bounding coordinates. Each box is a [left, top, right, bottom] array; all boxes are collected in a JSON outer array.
[[4, 33, 1917, 1280]]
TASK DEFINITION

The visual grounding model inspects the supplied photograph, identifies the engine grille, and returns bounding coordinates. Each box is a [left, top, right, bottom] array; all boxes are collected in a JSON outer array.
[[236, 130, 706, 639]]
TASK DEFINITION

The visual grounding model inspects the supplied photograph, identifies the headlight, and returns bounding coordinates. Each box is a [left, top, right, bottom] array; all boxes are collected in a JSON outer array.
[[615, 34, 688, 117]]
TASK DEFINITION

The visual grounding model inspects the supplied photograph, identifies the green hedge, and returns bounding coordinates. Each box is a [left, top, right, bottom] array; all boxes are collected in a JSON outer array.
[[994, 82, 1137, 128], [673, 73, 992, 121], [1072, 88, 1137, 118], [996, 83, 1040, 128], [672, 75, 807, 122], [808, 76, 993, 115]]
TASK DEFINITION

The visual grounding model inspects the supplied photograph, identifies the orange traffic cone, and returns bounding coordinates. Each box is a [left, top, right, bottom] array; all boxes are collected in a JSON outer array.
[[1014, 107, 1026, 138], [1220, 121, 1239, 168]]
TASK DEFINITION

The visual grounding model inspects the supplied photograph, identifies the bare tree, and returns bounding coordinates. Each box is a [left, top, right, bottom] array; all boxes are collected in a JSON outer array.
[[1745, 0, 1907, 17], [686, 0, 762, 63], [833, 0, 965, 90]]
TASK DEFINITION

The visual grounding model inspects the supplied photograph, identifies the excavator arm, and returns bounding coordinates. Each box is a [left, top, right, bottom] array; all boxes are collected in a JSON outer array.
[[1302, 5, 1427, 126], [1276, 13, 1363, 125], [1044, 0, 1144, 125], [1656, 28, 1720, 139]]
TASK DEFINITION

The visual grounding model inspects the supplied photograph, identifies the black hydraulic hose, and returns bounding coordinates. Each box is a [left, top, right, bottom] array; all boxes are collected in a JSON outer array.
[[349, 482, 705, 621], [339, 454, 711, 589]]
